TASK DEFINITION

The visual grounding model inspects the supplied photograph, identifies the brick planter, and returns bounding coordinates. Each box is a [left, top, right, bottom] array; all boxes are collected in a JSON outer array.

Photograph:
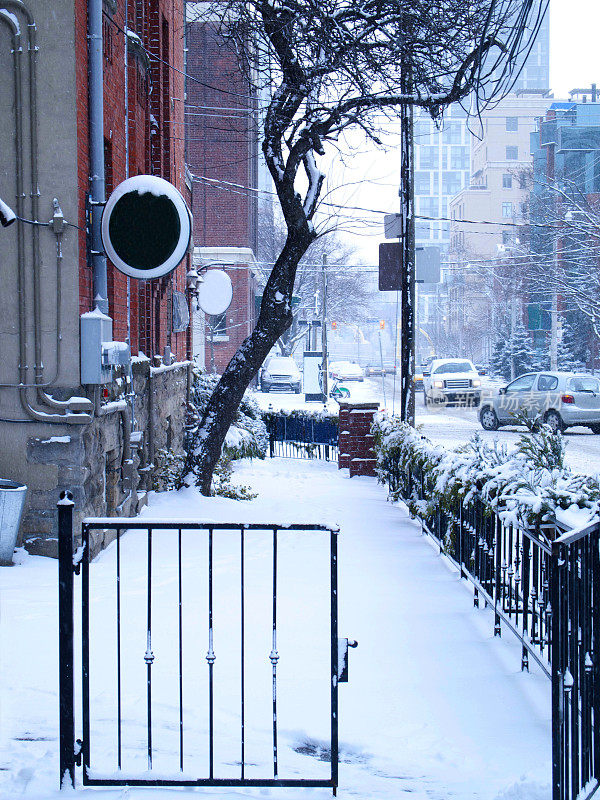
[[337, 402, 379, 477]]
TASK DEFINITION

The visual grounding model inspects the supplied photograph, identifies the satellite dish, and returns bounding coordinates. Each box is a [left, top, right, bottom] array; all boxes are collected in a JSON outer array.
[[101, 175, 191, 280], [197, 270, 233, 315]]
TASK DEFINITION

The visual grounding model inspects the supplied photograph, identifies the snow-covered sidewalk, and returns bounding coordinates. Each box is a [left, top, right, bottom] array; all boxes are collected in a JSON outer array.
[[1, 458, 550, 800]]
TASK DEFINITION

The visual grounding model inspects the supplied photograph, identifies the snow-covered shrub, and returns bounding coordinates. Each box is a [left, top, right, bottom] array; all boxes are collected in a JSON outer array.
[[373, 413, 600, 532], [151, 448, 186, 492]]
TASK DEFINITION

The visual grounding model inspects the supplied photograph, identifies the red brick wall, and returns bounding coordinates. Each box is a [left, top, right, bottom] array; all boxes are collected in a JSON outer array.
[[75, 0, 190, 362], [186, 21, 259, 252], [207, 264, 258, 374]]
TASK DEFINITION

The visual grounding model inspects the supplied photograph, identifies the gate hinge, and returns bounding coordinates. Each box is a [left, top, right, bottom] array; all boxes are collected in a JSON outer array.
[[337, 638, 358, 683], [74, 738, 83, 766]]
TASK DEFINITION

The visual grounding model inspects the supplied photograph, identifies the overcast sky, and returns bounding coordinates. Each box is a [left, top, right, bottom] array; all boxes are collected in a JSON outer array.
[[551, 0, 599, 97], [325, 0, 600, 264]]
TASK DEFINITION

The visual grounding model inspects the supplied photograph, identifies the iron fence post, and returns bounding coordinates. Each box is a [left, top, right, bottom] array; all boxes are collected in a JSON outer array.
[[550, 542, 561, 800], [58, 491, 75, 789]]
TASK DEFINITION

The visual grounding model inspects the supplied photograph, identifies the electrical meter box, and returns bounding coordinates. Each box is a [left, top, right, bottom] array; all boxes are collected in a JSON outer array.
[[80, 309, 118, 384]]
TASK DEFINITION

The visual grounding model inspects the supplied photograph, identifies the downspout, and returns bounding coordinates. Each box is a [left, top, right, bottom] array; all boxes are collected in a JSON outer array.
[[0, 11, 28, 397], [88, 0, 108, 315], [2, 1, 92, 423]]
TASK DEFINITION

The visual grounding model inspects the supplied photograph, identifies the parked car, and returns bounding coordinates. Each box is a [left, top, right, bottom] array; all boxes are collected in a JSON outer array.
[[260, 356, 302, 393], [422, 358, 482, 406], [475, 364, 489, 376], [365, 362, 396, 377], [479, 372, 600, 433], [329, 361, 364, 381]]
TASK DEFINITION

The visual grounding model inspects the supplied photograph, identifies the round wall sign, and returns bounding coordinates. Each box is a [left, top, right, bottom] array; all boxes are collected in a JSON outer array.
[[101, 175, 191, 280], [197, 270, 233, 315]]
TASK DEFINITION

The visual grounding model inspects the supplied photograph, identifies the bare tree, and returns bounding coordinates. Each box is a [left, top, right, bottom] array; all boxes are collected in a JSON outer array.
[[258, 213, 374, 355], [188, 0, 550, 494]]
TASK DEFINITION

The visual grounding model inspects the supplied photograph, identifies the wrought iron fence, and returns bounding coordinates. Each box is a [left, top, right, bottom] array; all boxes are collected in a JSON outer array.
[[384, 459, 600, 800], [58, 497, 342, 793], [264, 412, 338, 460]]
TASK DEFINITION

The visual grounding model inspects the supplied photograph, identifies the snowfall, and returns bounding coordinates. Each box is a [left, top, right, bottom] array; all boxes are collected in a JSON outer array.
[[0, 455, 551, 800]]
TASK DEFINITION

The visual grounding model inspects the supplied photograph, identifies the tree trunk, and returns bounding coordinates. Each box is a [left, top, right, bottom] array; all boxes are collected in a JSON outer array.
[[193, 227, 315, 494]]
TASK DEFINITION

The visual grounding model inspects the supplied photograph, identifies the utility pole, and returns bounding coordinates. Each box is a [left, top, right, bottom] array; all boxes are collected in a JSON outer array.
[[399, 53, 416, 424], [321, 255, 329, 398]]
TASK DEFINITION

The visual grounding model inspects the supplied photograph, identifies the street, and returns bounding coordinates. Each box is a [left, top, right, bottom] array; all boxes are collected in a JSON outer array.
[[255, 374, 600, 475]]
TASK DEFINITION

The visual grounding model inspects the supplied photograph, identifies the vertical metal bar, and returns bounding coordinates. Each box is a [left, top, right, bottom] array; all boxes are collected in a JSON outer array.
[[207, 528, 215, 779], [551, 543, 562, 800], [592, 526, 600, 784], [240, 527, 245, 780], [270, 528, 279, 778], [570, 544, 579, 798], [145, 528, 154, 770], [331, 529, 339, 793], [82, 521, 91, 784], [178, 528, 184, 772], [116, 527, 122, 770], [494, 515, 502, 637], [521, 536, 530, 672], [58, 493, 75, 789]]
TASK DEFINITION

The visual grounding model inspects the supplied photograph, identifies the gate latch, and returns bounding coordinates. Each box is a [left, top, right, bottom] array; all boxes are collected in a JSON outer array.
[[74, 738, 83, 767], [337, 638, 358, 683]]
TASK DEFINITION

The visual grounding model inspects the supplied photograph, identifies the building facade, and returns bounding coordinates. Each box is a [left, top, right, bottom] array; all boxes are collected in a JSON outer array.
[[0, 0, 191, 555], [185, 13, 260, 374]]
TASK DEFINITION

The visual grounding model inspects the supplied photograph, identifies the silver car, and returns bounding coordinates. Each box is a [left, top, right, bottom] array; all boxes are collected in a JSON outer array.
[[479, 372, 600, 433]]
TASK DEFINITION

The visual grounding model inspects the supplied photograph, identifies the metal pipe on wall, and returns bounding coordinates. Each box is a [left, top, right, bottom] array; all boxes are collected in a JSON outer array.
[[88, 0, 108, 315], [1, 2, 91, 424]]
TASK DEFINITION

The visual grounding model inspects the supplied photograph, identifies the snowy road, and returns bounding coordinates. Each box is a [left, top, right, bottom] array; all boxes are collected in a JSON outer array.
[[1, 457, 550, 800], [255, 378, 600, 475]]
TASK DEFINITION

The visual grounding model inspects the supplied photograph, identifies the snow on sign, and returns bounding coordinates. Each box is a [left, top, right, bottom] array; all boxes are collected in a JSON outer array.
[[197, 269, 233, 315], [101, 175, 191, 280]]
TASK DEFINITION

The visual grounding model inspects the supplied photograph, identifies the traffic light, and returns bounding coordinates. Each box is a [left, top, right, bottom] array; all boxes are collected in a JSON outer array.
[[331, 321, 337, 330], [379, 320, 385, 329]]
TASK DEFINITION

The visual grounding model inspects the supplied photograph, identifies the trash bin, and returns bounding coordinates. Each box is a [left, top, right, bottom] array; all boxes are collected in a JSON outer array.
[[0, 480, 27, 566]]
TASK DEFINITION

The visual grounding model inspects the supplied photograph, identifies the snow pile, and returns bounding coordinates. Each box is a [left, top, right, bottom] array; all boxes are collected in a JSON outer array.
[[373, 413, 600, 531], [0, 458, 551, 799]]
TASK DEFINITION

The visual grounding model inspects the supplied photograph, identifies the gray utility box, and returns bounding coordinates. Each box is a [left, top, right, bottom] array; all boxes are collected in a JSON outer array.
[[80, 309, 131, 384]]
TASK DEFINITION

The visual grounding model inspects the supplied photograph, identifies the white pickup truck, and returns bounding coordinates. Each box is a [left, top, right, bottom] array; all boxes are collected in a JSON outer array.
[[422, 358, 482, 407]]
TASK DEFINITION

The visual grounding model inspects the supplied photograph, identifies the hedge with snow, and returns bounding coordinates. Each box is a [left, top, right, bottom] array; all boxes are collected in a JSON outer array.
[[372, 413, 600, 533]]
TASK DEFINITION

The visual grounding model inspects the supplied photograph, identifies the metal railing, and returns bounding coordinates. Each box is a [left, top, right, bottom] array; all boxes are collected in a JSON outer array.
[[383, 459, 600, 800], [58, 497, 341, 792], [264, 412, 338, 460]]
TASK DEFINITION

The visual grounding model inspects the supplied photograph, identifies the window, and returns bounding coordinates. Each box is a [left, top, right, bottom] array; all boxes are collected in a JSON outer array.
[[502, 202, 513, 218], [442, 171, 462, 196], [537, 375, 558, 392], [506, 374, 536, 393], [506, 117, 518, 132], [450, 147, 469, 170], [209, 313, 227, 337], [415, 172, 430, 194], [444, 121, 462, 144], [506, 146, 518, 160], [419, 146, 437, 169], [502, 231, 512, 245], [102, 15, 113, 63], [414, 121, 430, 143], [502, 174, 513, 189], [569, 376, 600, 393], [419, 196, 439, 217]]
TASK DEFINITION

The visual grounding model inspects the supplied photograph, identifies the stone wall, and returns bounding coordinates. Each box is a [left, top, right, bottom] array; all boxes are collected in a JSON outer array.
[[21, 361, 189, 558]]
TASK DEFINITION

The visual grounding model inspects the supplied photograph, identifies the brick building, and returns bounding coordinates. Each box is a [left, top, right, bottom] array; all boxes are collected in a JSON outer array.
[[0, 0, 191, 556], [185, 14, 260, 373]]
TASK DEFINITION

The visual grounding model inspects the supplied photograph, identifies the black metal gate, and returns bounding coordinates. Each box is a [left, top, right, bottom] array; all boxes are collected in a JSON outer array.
[[58, 496, 346, 793]]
